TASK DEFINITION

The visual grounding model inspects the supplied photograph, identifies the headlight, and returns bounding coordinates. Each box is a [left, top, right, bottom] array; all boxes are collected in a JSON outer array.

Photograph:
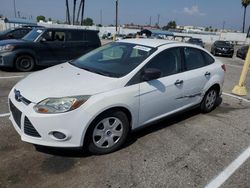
[[0, 44, 15, 52], [34, 95, 91, 114]]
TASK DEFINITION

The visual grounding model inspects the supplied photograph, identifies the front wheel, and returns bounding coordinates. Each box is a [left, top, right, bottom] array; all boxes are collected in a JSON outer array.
[[15, 55, 35, 72], [200, 88, 218, 113], [86, 111, 130, 155]]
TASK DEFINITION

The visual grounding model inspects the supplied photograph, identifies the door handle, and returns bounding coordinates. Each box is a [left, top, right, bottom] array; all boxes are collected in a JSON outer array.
[[175, 80, 184, 85], [204, 72, 211, 76]]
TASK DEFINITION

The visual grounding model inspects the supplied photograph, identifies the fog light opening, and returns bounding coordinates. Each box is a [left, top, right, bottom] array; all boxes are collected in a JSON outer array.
[[51, 131, 66, 140]]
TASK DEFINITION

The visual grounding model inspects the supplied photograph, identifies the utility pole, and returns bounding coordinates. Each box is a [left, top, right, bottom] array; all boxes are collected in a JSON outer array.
[[115, 0, 118, 33], [149, 16, 152, 26], [100, 9, 103, 26], [157, 14, 160, 26], [13, 0, 17, 18], [222, 20, 226, 31]]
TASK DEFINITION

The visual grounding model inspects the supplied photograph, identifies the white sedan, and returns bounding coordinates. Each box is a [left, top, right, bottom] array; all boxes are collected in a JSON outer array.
[[8, 39, 225, 154]]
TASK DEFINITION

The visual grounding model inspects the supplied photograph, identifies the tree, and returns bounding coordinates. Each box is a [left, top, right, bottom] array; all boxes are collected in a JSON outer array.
[[48, 18, 52, 21], [83, 17, 94, 26], [36, 15, 46, 22], [242, 0, 250, 33], [162, 21, 176, 30]]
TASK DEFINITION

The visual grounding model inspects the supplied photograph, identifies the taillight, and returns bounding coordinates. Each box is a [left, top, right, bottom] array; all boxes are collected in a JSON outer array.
[[221, 64, 226, 72]]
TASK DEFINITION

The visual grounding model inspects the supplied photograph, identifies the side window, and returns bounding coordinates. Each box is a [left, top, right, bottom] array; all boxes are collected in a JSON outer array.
[[85, 31, 100, 43], [54, 31, 65, 42], [145, 48, 181, 78], [184, 47, 206, 71], [42, 31, 66, 42], [202, 51, 215, 65], [67, 30, 84, 41]]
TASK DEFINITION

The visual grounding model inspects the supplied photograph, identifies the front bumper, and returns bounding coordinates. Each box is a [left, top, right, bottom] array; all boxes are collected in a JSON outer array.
[[8, 90, 93, 148], [0, 51, 16, 68]]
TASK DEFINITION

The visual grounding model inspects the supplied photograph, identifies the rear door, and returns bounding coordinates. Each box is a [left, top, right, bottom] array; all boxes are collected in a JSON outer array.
[[181, 47, 215, 105]]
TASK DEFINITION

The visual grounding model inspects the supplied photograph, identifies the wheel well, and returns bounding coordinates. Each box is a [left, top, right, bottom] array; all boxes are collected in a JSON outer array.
[[83, 107, 132, 146], [208, 84, 220, 94]]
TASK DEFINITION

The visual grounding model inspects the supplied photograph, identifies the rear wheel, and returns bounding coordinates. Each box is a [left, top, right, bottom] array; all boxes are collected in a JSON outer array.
[[200, 88, 218, 113], [15, 55, 35, 72], [86, 111, 129, 155]]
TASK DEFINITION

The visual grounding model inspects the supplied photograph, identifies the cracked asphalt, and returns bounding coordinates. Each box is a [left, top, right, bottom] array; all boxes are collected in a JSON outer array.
[[0, 44, 250, 188]]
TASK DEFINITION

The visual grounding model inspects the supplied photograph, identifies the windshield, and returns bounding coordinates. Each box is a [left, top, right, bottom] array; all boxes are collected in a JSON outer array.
[[22, 28, 44, 41], [216, 41, 231, 46], [71, 42, 156, 78]]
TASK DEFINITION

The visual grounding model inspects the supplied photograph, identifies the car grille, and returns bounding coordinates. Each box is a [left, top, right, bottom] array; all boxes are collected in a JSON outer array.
[[24, 117, 41, 138], [9, 100, 22, 129]]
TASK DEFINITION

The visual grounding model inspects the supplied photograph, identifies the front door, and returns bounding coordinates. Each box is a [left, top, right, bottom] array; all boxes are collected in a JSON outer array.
[[37, 30, 68, 65], [139, 47, 187, 125]]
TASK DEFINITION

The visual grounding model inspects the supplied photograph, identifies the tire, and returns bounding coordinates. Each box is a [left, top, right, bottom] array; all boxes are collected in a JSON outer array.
[[15, 55, 35, 72], [86, 110, 130, 155], [200, 88, 218, 113]]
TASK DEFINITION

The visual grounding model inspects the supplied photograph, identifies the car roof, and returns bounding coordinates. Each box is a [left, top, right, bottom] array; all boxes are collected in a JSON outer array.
[[118, 38, 178, 48]]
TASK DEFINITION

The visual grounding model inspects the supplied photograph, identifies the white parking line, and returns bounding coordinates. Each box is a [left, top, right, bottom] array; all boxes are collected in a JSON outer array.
[[0, 75, 24, 79], [222, 92, 250, 103], [205, 145, 250, 188], [0, 113, 10, 117]]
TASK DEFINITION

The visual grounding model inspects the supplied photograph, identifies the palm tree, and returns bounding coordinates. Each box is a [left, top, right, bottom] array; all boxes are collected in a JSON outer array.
[[66, 0, 71, 24], [242, 0, 250, 33], [73, 0, 77, 25]]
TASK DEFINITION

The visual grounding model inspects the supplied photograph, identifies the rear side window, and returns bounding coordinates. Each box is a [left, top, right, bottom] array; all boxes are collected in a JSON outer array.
[[67, 30, 84, 41], [184, 47, 206, 71], [85, 31, 100, 44], [202, 51, 215, 65]]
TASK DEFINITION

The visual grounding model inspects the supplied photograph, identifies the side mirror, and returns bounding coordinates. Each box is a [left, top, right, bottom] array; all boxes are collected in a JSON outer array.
[[142, 68, 161, 81]]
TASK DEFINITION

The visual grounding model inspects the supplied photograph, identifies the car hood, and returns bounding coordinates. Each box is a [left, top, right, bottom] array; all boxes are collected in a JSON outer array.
[[0, 39, 26, 45], [13, 63, 122, 103]]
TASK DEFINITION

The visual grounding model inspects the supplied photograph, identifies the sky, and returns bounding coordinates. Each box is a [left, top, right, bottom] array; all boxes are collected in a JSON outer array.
[[0, 0, 249, 31]]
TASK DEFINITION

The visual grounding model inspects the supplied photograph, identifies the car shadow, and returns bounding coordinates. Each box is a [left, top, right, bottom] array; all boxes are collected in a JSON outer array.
[[35, 97, 223, 157]]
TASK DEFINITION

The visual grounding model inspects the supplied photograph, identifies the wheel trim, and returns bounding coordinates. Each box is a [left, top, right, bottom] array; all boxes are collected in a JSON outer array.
[[92, 117, 123, 149], [19, 58, 32, 69], [205, 90, 217, 110]]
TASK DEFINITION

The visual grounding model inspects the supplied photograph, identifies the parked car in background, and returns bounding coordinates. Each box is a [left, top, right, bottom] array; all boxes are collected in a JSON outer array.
[[9, 39, 225, 154], [236, 45, 249, 60], [211, 40, 234, 58], [187, 38, 204, 48], [0, 27, 34, 40], [0, 27, 101, 71]]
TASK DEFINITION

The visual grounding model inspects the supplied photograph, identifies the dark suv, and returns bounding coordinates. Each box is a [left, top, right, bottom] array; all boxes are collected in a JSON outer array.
[[0, 28, 101, 71], [211, 40, 234, 58]]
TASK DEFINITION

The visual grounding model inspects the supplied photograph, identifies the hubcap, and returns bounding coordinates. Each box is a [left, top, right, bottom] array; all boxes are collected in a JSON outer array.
[[93, 117, 123, 149], [19, 57, 31, 69], [205, 90, 217, 110]]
